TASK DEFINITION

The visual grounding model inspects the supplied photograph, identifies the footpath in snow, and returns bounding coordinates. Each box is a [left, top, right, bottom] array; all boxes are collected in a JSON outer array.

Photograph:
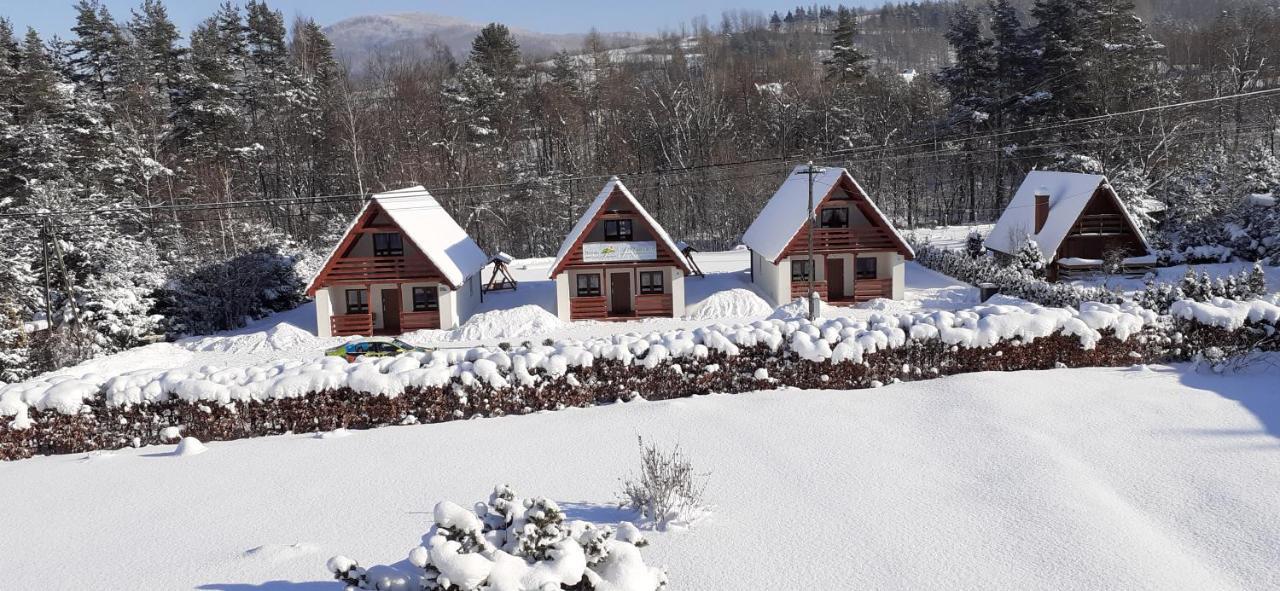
[[0, 364, 1277, 590]]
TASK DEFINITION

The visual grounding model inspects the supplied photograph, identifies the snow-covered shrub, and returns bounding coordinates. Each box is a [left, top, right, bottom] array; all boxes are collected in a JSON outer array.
[[1136, 265, 1267, 313], [912, 243, 1118, 308], [156, 246, 306, 335], [620, 436, 709, 530], [1013, 237, 1046, 279], [965, 230, 985, 259], [327, 485, 667, 591]]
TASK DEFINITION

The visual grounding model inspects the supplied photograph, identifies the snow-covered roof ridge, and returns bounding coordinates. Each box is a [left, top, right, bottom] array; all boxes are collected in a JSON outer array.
[[548, 177, 691, 278], [308, 186, 488, 291], [741, 165, 913, 262], [985, 170, 1150, 258]]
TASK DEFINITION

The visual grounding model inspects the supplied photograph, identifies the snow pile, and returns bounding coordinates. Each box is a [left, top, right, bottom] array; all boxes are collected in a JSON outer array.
[[769, 297, 828, 320], [443, 305, 564, 342], [173, 437, 207, 457], [1170, 298, 1280, 330], [180, 323, 318, 354], [685, 288, 773, 320], [328, 485, 665, 591]]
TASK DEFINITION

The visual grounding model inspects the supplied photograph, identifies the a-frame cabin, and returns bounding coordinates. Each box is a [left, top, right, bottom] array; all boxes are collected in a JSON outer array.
[[985, 171, 1153, 280], [742, 166, 915, 306], [549, 177, 693, 321], [306, 186, 488, 337]]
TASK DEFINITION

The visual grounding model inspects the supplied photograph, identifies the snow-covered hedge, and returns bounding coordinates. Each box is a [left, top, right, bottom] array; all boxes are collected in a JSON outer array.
[[327, 486, 665, 591], [2, 297, 1278, 460], [913, 243, 1119, 308]]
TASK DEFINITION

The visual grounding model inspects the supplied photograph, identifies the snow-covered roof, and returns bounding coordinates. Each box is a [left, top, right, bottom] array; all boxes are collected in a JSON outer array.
[[985, 171, 1149, 257], [741, 166, 913, 262], [308, 186, 488, 291], [549, 177, 691, 277]]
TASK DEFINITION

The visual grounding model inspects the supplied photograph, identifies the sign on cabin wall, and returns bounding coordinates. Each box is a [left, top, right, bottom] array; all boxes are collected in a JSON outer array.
[[582, 241, 658, 263]]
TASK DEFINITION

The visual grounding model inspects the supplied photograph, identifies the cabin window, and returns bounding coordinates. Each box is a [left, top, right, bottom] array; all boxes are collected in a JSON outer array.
[[604, 219, 633, 242], [345, 289, 368, 314], [412, 286, 439, 312], [791, 260, 813, 282], [576, 274, 602, 296], [373, 233, 404, 256], [819, 208, 849, 228], [639, 271, 664, 295], [856, 257, 877, 279]]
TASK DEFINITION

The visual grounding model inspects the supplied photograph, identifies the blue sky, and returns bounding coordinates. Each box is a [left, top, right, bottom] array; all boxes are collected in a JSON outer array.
[[4, 0, 883, 38]]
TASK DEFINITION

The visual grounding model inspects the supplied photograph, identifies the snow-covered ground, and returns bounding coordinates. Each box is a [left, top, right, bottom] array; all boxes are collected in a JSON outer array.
[[2, 363, 1278, 590], [26, 249, 979, 381]]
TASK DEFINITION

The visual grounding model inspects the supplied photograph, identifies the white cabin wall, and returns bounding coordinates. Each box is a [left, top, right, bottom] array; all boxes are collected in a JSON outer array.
[[314, 290, 333, 337], [554, 274, 571, 321], [670, 267, 685, 317]]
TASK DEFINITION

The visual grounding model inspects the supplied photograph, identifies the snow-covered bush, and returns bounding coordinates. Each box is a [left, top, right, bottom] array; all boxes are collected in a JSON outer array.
[[620, 437, 709, 530], [327, 485, 667, 591], [912, 243, 1118, 308], [1136, 265, 1267, 313], [965, 230, 985, 259], [1013, 237, 1046, 279], [155, 246, 306, 335]]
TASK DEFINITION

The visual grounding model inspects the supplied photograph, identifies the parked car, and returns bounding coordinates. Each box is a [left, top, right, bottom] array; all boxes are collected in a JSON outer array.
[[325, 338, 428, 360]]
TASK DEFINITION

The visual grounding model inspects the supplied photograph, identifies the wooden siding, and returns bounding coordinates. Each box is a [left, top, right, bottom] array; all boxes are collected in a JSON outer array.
[[568, 293, 674, 321], [774, 173, 913, 263], [790, 278, 891, 302], [323, 256, 444, 285], [400, 311, 441, 331], [1055, 187, 1147, 261], [331, 314, 373, 337], [551, 187, 691, 277], [570, 296, 609, 320], [635, 294, 673, 317]]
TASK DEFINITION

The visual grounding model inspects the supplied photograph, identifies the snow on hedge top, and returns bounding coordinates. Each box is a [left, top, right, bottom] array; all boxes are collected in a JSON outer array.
[[741, 166, 912, 262], [310, 186, 488, 290], [3, 297, 1209, 422], [1170, 297, 1280, 330], [548, 177, 691, 278], [985, 171, 1150, 259]]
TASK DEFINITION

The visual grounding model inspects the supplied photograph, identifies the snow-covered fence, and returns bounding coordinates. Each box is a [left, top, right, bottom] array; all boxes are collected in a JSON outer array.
[[2, 298, 1278, 460]]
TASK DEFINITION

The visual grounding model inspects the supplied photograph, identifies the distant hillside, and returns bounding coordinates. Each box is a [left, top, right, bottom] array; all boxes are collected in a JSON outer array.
[[324, 13, 642, 70]]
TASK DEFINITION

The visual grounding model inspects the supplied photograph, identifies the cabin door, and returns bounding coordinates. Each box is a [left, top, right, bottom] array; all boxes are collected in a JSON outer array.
[[826, 259, 845, 300], [381, 288, 401, 334], [609, 272, 633, 315]]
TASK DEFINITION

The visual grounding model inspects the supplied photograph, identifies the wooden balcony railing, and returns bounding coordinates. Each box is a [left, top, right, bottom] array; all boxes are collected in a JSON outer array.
[[801, 228, 899, 253], [331, 314, 373, 336], [851, 278, 892, 300], [400, 311, 441, 331], [791, 280, 828, 300], [570, 296, 608, 320], [635, 293, 673, 317], [1069, 214, 1127, 236], [324, 256, 441, 284]]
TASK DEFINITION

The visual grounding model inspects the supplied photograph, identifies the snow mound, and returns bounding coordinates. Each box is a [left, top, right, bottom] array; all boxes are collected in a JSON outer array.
[[181, 323, 317, 354], [454, 305, 563, 341], [160, 426, 182, 441], [769, 297, 828, 320], [686, 288, 773, 320], [315, 428, 352, 440], [174, 437, 208, 457]]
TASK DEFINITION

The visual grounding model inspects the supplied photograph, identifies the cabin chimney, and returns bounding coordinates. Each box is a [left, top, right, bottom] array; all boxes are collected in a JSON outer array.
[[1034, 188, 1050, 234]]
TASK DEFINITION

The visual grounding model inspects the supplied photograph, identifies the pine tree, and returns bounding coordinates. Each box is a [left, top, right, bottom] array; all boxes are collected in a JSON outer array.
[[824, 7, 869, 82], [128, 0, 184, 93], [69, 0, 127, 103], [1027, 0, 1089, 122], [470, 23, 520, 82], [1076, 0, 1169, 115]]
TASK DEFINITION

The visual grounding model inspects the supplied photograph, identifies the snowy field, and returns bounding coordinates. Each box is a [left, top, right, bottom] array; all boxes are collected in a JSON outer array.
[[30, 249, 979, 380], [1, 363, 1278, 590]]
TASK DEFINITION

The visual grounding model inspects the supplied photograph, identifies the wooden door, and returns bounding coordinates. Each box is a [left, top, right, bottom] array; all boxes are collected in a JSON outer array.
[[381, 288, 401, 334], [609, 272, 632, 315], [826, 259, 845, 300]]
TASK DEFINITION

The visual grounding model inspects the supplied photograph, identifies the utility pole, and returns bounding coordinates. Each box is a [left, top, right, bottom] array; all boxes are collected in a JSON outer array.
[[795, 161, 827, 321], [40, 219, 53, 327]]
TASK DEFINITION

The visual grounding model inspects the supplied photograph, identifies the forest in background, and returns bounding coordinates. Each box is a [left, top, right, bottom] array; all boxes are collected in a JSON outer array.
[[1, 0, 1279, 379]]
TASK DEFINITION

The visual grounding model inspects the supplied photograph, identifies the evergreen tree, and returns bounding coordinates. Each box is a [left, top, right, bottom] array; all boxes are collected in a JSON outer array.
[[128, 0, 184, 93], [470, 23, 520, 82], [1027, 0, 1089, 121], [69, 0, 127, 103], [989, 0, 1034, 122], [1076, 0, 1168, 115], [824, 7, 869, 82]]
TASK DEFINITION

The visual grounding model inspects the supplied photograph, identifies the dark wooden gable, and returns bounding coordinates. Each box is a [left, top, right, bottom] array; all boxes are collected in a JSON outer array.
[[776, 172, 914, 263], [305, 201, 445, 295], [550, 186, 690, 277], [1055, 184, 1148, 260]]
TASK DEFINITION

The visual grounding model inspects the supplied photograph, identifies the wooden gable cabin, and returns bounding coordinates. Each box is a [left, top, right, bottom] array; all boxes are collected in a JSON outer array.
[[985, 171, 1153, 281], [307, 186, 489, 337], [549, 177, 693, 321], [742, 166, 915, 306]]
